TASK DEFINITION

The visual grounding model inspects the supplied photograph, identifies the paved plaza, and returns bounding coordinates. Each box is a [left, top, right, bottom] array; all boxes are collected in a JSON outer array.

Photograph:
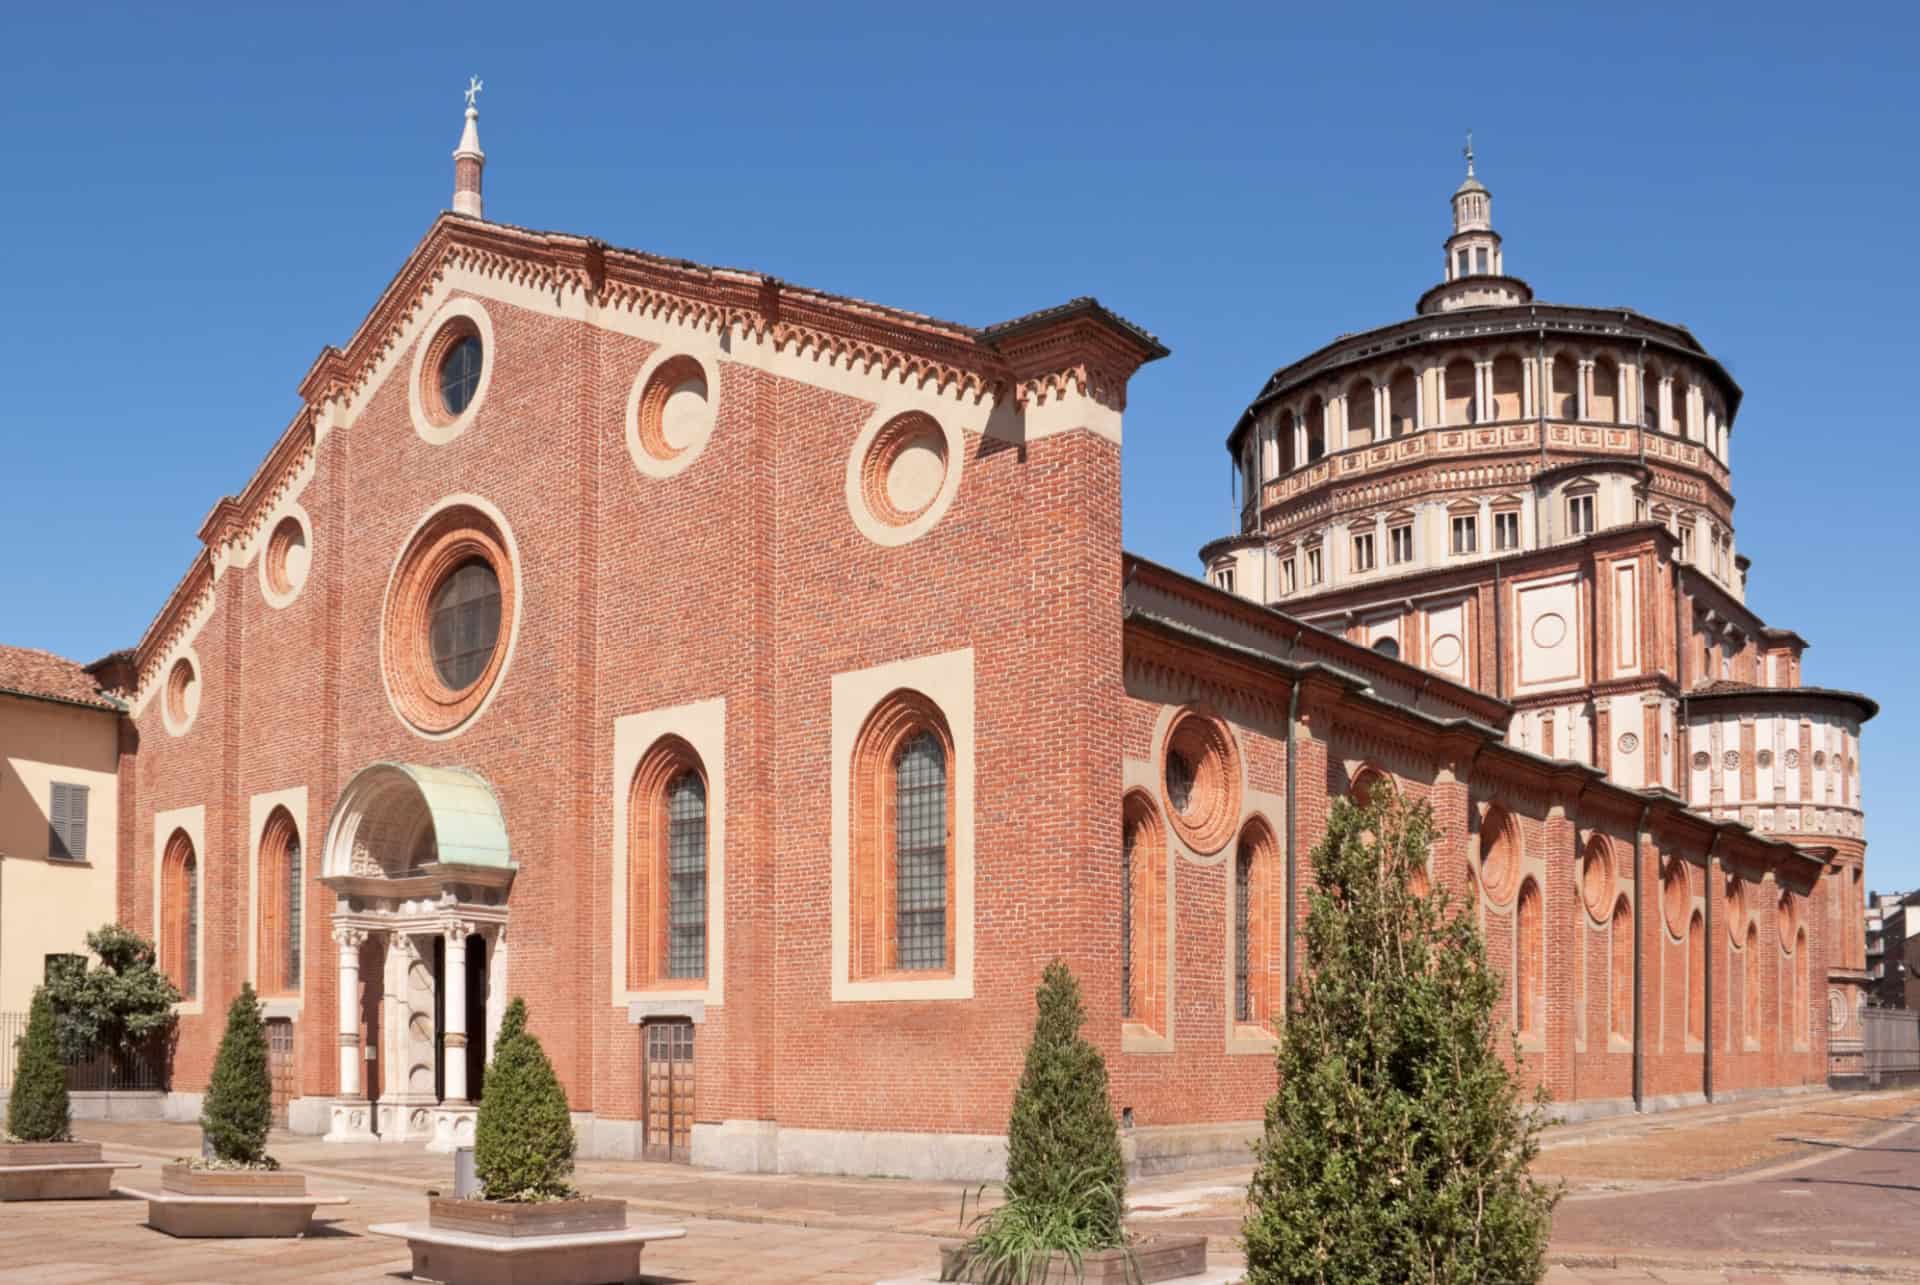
[[0, 1089, 1913, 1283]]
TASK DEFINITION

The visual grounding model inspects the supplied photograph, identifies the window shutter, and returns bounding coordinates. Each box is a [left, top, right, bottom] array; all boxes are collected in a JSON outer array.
[[49, 784, 68, 860], [67, 784, 88, 860]]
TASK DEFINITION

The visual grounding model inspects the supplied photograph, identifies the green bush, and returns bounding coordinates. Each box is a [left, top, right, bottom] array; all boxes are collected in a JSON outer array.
[[1242, 790, 1558, 1285], [6, 989, 71, 1143], [945, 960, 1127, 1282], [473, 997, 576, 1201], [42, 924, 179, 1070], [200, 983, 272, 1165]]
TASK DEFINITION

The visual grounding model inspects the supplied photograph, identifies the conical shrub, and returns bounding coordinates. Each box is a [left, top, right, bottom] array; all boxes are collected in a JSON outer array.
[[6, 988, 70, 1142], [200, 983, 272, 1164], [473, 997, 576, 1201], [1241, 789, 1558, 1284]]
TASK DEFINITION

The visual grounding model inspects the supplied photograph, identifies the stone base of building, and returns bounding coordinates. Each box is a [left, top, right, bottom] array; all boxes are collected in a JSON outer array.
[[161, 1091, 204, 1124], [68, 1090, 165, 1122], [287, 1096, 332, 1137]]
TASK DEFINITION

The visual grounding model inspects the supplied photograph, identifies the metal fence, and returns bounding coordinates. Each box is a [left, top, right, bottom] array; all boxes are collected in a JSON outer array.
[[1864, 1007, 1920, 1086], [0, 1011, 168, 1096]]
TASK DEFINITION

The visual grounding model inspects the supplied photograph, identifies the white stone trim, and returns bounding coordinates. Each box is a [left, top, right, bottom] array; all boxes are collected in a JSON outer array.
[[844, 401, 967, 549], [624, 346, 721, 480], [158, 647, 203, 739], [609, 697, 727, 1009], [246, 785, 309, 1008], [830, 648, 975, 1002], [152, 804, 206, 1016], [256, 501, 314, 610], [407, 295, 497, 446], [378, 493, 524, 742]]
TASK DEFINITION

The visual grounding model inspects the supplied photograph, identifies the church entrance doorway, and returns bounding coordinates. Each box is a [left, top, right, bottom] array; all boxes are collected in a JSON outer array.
[[642, 1019, 695, 1163]]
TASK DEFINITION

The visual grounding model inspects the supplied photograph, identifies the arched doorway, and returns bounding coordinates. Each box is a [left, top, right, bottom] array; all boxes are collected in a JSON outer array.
[[319, 763, 515, 1150]]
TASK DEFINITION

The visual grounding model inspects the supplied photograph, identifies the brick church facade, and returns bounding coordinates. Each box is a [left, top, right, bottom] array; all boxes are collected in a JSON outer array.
[[26, 109, 1874, 1178]]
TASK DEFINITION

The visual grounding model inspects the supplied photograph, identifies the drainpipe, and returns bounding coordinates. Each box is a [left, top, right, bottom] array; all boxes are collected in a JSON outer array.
[[1284, 677, 1302, 996], [1704, 831, 1722, 1102], [1633, 801, 1652, 1111]]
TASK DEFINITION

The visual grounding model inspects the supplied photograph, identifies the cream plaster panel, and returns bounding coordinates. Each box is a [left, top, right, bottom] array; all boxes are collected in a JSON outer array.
[[407, 295, 497, 446], [1609, 693, 1643, 789], [1514, 573, 1581, 691], [158, 646, 204, 738], [246, 786, 309, 1006], [1425, 599, 1469, 684], [256, 501, 314, 610], [153, 804, 207, 1016], [831, 648, 975, 1002], [1120, 756, 1175, 1053], [0, 708, 119, 1011], [1612, 562, 1639, 675], [1362, 612, 1400, 654], [609, 697, 727, 1009], [624, 346, 721, 480], [378, 493, 525, 742], [844, 400, 968, 549]]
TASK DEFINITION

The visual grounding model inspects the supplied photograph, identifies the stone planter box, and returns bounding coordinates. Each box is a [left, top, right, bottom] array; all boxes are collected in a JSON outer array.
[[160, 1163, 308, 1196], [0, 1141, 137, 1201], [939, 1234, 1209, 1285], [120, 1167, 346, 1237], [372, 1213, 686, 1285], [427, 1195, 628, 1237]]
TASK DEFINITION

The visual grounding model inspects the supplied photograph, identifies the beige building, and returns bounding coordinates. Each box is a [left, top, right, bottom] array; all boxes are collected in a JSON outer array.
[[0, 646, 126, 1014]]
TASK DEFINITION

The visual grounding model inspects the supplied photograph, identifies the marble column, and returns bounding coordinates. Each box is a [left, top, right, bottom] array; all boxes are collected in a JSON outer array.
[[443, 927, 469, 1105], [334, 926, 364, 1098]]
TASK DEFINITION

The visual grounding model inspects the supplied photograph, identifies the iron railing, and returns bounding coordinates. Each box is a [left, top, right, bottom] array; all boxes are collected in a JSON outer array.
[[1863, 1007, 1920, 1085], [0, 1011, 168, 1095]]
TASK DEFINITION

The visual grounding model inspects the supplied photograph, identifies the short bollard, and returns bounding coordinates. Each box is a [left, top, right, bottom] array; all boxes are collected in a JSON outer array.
[[453, 1146, 478, 1199]]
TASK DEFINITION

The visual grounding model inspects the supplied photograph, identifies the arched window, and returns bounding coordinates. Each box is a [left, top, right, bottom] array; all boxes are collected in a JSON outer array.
[[161, 829, 197, 1000], [1669, 377, 1692, 438], [1744, 922, 1761, 1043], [1686, 910, 1705, 1042], [1305, 396, 1326, 461], [1610, 896, 1632, 1041], [851, 692, 955, 980], [1235, 818, 1282, 1030], [1549, 353, 1579, 420], [1516, 878, 1543, 1036], [1345, 378, 1376, 445], [1388, 367, 1419, 436], [257, 807, 302, 995], [1640, 364, 1660, 429], [627, 737, 710, 988], [1490, 355, 1524, 420], [1121, 791, 1167, 1032], [1443, 359, 1476, 425], [1791, 926, 1809, 1049], [1591, 357, 1620, 422]]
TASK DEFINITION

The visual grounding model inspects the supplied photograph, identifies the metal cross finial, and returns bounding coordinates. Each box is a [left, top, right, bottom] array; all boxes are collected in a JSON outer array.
[[465, 76, 484, 110], [1464, 128, 1475, 176]]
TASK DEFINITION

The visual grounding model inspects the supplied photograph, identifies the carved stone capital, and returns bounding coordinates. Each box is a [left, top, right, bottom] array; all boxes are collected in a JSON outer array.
[[331, 923, 369, 950]]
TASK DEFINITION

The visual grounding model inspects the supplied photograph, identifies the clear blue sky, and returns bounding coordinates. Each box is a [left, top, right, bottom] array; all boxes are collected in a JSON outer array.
[[3, 4, 1913, 883]]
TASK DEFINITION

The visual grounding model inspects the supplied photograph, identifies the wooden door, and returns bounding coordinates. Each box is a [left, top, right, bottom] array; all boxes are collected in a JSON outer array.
[[641, 1020, 694, 1163], [265, 1018, 295, 1128]]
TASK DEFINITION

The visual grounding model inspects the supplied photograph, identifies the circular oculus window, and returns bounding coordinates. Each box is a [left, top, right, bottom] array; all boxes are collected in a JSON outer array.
[[626, 352, 717, 477], [408, 297, 496, 444], [1724, 873, 1747, 947], [163, 657, 200, 734], [382, 502, 517, 736], [261, 513, 311, 603], [1662, 859, 1691, 940], [1479, 813, 1521, 906], [1580, 841, 1615, 923], [1159, 708, 1242, 855]]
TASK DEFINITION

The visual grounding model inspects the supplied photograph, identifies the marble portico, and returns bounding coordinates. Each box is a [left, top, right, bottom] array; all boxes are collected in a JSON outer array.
[[319, 763, 515, 1151]]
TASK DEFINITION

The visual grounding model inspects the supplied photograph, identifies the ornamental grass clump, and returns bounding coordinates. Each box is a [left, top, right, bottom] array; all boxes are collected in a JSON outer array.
[[1242, 789, 1559, 1285], [6, 989, 71, 1143], [472, 997, 576, 1202], [944, 960, 1128, 1284], [199, 983, 274, 1167]]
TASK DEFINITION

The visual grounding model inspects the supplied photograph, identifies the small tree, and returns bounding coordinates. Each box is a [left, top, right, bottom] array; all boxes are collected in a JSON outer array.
[[43, 924, 179, 1078], [200, 983, 272, 1165], [6, 989, 71, 1142], [946, 960, 1126, 1282], [473, 997, 576, 1201], [1242, 790, 1558, 1285]]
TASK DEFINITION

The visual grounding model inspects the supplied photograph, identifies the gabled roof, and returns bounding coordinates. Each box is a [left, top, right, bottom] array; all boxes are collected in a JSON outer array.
[[0, 644, 121, 713]]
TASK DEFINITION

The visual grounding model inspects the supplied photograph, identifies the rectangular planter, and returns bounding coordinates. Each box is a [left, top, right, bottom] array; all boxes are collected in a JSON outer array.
[[0, 1165, 120, 1201], [160, 1164, 308, 1196], [940, 1234, 1208, 1285], [0, 1141, 102, 1167], [428, 1196, 628, 1238]]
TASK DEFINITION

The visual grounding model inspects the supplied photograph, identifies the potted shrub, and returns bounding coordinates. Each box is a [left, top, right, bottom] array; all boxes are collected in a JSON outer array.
[[940, 960, 1206, 1284], [133, 983, 343, 1235], [0, 987, 125, 1199]]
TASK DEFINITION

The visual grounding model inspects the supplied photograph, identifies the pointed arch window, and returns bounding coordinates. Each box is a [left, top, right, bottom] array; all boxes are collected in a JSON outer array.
[[850, 691, 956, 980], [1516, 877, 1543, 1036], [1235, 818, 1282, 1030], [1121, 792, 1168, 1033], [1610, 896, 1633, 1042], [627, 738, 711, 988], [1686, 910, 1705, 1043], [258, 807, 303, 995], [161, 829, 198, 1000]]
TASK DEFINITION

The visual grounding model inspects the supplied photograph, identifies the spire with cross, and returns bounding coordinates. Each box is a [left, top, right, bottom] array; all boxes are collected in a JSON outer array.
[[1464, 128, 1474, 177], [452, 76, 486, 220]]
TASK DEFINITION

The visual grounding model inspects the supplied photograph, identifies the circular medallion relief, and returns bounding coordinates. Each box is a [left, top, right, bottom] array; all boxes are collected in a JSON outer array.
[[1757, 749, 1773, 769], [1724, 873, 1747, 946], [626, 350, 718, 478], [1159, 707, 1242, 856], [1580, 841, 1614, 923], [845, 405, 965, 548], [1478, 810, 1521, 906], [260, 510, 312, 607], [1530, 612, 1568, 649], [1785, 749, 1800, 770], [1813, 751, 1827, 769], [1692, 751, 1712, 771], [1429, 633, 1462, 669], [1828, 988, 1846, 1032], [1617, 732, 1639, 755], [1724, 750, 1740, 770], [381, 499, 520, 738], [161, 656, 201, 736], [1662, 858, 1691, 940]]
